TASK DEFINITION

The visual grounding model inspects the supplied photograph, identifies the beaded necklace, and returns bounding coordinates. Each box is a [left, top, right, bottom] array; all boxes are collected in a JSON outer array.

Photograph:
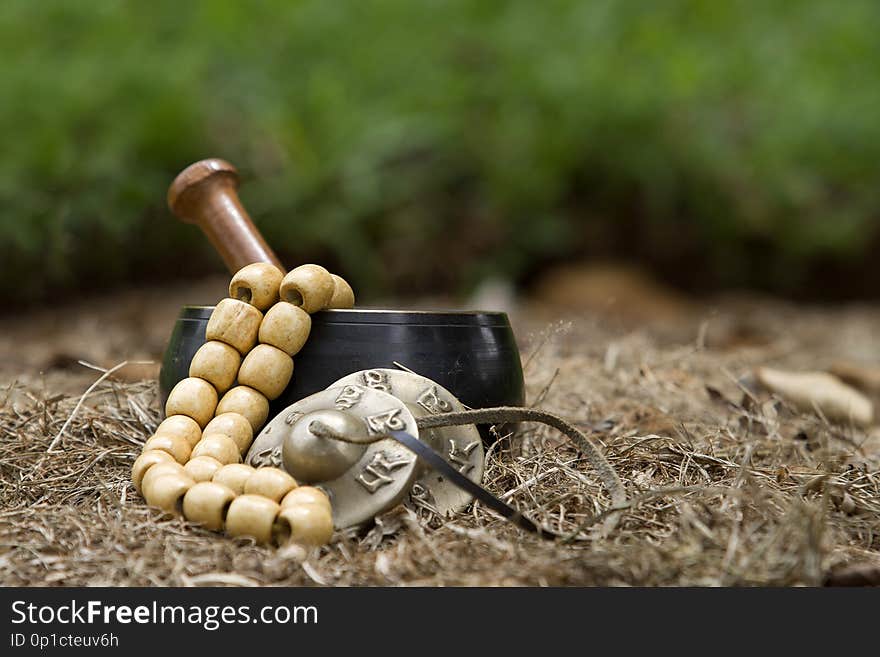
[[132, 262, 354, 549]]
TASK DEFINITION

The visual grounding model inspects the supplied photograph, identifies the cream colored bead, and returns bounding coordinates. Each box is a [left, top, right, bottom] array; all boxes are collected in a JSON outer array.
[[164, 377, 218, 428], [143, 471, 193, 513], [203, 412, 254, 454], [244, 467, 297, 502], [328, 274, 355, 309], [278, 502, 334, 546], [184, 456, 224, 482], [237, 344, 293, 400], [216, 386, 269, 432], [229, 263, 284, 311], [280, 264, 335, 313], [132, 449, 176, 493], [281, 486, 331, 514], [213, 464, 256, 495], [143, 433, 192, 464], [206, 298, 263, 354], [182, 481, 237, 531], [191, 434, 241, 465], [155, 415, 202, 448], [140, 461, 188, 496], [205, 430, 250, 457], [188, 340, 241, 393], [225, 494, 281, 544], [258, 302, 311, 356]]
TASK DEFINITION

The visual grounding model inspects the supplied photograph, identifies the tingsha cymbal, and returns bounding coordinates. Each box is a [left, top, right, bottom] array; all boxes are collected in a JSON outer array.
[[246, 385, 420, 529], [329, 368, 484, 516]]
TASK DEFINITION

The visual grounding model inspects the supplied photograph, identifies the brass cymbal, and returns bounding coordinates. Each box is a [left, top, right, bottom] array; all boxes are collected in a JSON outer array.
[[246, 385, 420, 529], [329, 368, 484, 516]]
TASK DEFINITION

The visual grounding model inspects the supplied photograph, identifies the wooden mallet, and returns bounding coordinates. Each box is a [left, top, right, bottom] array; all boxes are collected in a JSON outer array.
[[167, 158, 284, 274], [168, 158, 355, 309]]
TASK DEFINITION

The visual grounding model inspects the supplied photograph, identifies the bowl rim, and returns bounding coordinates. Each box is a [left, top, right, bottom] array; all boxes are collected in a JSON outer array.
[[178, 305, 512, 327]]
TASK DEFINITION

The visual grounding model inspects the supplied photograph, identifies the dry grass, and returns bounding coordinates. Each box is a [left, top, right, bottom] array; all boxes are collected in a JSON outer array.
[[2, 300, 880, 586]]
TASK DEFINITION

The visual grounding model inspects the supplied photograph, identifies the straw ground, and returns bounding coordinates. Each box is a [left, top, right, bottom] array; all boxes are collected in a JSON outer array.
[[1, 289, 879, 586]]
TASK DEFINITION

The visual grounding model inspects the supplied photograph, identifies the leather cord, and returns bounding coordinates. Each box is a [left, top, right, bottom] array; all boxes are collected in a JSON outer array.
[[414, 407, 626, 513]]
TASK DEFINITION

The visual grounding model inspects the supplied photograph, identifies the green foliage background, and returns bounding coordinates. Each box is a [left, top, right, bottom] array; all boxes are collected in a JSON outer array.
[[1, 0, 879, 301]]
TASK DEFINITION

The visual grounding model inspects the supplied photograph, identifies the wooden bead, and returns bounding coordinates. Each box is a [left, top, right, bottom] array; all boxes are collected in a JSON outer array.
[[229, 263, 284, 311], [206, 298, 263, 354], [203, 412, 253, 454], [191, 434, 241, 465], [164, 377, 218, 428], [278, 502, 334, 546], [237, 344, 293, 400], [143, 433, 192, 464], [279, 264, 335, 313], [184, 455, 224, 482], [213, 464, 256, 495], [243, 467, 297, 502], [225, 494, 281, 544], [140, 461, 188, 496], [281, 486, 331, 514], [258, 302, 311, 356], [132, 449, 176, 493], [216, 386, 269, 432], [182, 481, 236, 531], [188, 340, 241, 393], [143, 471, 193, 513], [328, 274, 355, 309], [155, 415, 202, 448]]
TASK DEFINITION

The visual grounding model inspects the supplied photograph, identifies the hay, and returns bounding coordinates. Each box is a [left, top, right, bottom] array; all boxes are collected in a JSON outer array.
[[2, 305, 879, 586]]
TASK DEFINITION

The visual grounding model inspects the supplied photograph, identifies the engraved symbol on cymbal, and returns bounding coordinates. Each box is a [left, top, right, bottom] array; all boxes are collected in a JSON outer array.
[[249, 443, 282, 468], [366, 408, 406, 434], [417, 385, 453, 415], [284, 411, 305, 425], [361, 369, 392, 393], [356, 451, 413, 493], [448, 439, 480, 475], [335, 384, 364, 410]]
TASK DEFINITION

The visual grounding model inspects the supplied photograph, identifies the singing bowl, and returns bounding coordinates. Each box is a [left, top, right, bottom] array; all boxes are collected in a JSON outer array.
[[159, 307, 525, 440]]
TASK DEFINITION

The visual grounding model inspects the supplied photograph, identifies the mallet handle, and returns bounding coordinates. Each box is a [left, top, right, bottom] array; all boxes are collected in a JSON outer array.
[[167, 158, 284, 274]]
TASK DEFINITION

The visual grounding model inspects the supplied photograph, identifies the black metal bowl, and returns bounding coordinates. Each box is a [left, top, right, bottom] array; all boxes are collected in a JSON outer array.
[[159, 306, 525, 440]]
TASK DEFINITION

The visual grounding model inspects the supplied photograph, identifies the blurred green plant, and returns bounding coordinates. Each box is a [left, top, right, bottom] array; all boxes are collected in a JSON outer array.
[[1, 0, 879, 302]]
